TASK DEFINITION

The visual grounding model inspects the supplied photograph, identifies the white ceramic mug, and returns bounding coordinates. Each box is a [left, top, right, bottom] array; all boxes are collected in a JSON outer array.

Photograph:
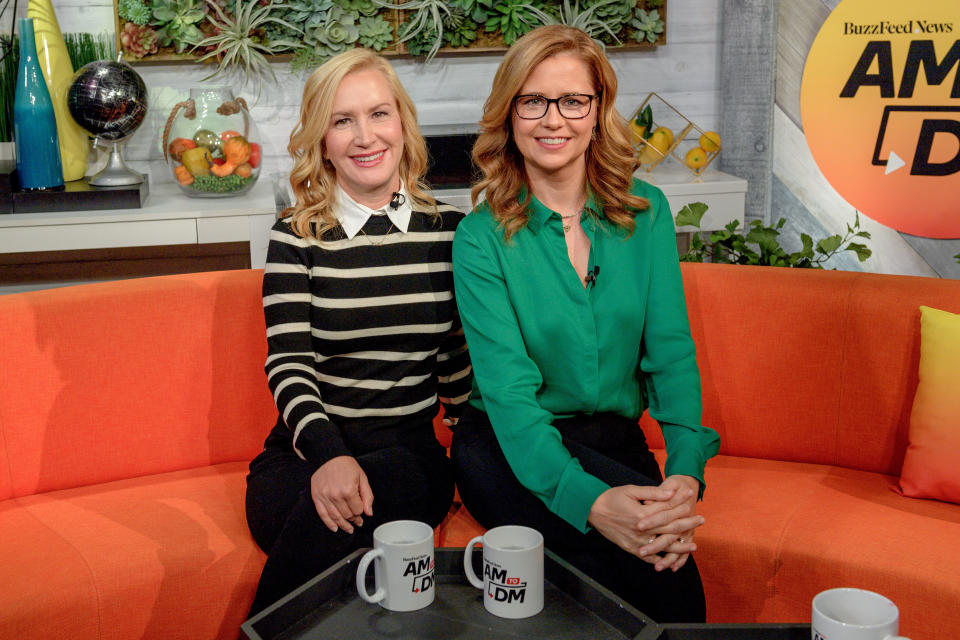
[[356, 520, 435, 612], [812, 588, 911, 640], [463, 525, 544, 619]]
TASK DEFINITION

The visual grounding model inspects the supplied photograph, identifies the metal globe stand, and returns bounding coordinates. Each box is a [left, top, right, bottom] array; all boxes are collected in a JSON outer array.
[[88, 141, 143, 186]]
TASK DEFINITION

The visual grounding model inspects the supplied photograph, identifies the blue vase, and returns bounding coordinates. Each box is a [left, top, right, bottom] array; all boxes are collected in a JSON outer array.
[[14, 17, 64, 191]]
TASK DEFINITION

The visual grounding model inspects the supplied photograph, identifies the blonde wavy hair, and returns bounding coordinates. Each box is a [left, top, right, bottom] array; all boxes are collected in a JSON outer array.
[[285, 48, 435, 240], [472, 25, 648, 240]]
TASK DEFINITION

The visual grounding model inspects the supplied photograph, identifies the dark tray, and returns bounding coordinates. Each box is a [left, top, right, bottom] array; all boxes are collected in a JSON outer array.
[[242, 547, 661, 640], [658, 623, 809, 639]]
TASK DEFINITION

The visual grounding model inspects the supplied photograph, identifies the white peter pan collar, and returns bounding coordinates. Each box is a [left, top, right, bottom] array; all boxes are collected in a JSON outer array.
[[334, 182, 413, 240]]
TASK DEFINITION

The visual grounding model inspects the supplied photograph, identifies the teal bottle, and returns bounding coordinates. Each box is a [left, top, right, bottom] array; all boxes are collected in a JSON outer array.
[[14, 17, 64, 190]]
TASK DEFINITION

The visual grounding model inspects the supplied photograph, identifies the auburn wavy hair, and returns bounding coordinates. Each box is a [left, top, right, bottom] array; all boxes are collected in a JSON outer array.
[[285, 48, 435, 240], [471, 25, 648, 240]]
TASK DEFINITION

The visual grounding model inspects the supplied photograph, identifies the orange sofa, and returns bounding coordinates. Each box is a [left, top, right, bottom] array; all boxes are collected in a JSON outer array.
[[438, 262, 960, 640], [1, 264, 957, 639]]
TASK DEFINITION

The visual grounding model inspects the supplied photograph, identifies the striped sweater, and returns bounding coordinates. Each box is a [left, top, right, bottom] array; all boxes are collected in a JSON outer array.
[[262, 202, 472, 466]]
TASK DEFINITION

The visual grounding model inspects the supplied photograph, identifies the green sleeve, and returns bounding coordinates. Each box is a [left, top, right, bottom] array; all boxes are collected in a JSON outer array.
[[639, 188, 721, 496], [452, 217, 610, 532]]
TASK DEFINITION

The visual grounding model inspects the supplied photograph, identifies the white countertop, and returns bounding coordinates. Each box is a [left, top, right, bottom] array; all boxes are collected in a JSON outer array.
[[1, 162, 747, 265]]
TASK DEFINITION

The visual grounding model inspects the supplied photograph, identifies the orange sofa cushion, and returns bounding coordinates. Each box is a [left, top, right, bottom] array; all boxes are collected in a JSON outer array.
[[898, 306, 960, 503], [0, 271, 277, 498], [640, 265, 960, 478], [0, 462, 264, 640]]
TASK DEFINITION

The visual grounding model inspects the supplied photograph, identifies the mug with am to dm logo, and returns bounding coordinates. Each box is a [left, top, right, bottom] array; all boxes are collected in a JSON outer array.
[[812, 588, 911, 640], [463, 525, 544, 619], [356, 520, 436, 612]]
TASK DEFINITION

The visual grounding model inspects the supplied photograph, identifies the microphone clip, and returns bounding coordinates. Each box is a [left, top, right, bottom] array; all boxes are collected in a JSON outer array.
[[389, 192, 406, 210], [584, 265, 600, 289]]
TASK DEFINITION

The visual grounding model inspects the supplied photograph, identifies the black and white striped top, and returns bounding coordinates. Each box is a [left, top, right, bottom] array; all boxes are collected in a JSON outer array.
[[262, 202, 472, 465]]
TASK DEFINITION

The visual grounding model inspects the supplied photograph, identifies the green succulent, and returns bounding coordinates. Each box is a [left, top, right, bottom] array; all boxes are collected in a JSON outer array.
[[357, 14, 393, 50], [373, 0, 451, 62], [335, 0, 378, 17], [525, 0, 624, 46], [303, 5, 360, 58], [631, 7, 664, 44], [442, 5, 479, 47], [484, 0, 537, 45], [290, 46, 328, 72], [285, 0, 334, 30], [193, 0, 303, 97], [644, 0, 663, 8], [119, 0, 152, 26], [150, 0, 206, 52], [448, 0, 494, 24]]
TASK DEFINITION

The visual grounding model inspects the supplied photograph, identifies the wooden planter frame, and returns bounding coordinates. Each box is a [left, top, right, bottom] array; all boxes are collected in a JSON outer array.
[[116, 0, 667, 66]]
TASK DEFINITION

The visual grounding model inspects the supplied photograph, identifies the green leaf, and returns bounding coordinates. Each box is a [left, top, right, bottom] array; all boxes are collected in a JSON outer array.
[[816, 235, 842, 255], [675, 201, 708, 228], [847, 243, 872, 262], [855, 231, 871, 239]]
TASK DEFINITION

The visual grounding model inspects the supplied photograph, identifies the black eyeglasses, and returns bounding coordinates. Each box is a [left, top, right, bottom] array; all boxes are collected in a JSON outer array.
[[513, 93, 599, 120]]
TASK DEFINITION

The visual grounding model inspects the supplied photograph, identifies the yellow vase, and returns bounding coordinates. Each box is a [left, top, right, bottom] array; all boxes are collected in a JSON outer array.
[[28, 0, 90, 182]]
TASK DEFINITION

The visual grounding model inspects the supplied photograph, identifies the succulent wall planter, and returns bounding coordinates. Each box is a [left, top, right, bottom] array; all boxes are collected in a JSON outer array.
[[114, 0, 666, 72]]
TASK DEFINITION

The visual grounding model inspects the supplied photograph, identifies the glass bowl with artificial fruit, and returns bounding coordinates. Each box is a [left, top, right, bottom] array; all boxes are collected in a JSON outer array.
[[162, 87, 263, 198]]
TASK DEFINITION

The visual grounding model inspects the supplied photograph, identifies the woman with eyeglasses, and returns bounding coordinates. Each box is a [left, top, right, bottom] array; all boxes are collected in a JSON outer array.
[[450, 25, 720, 622]]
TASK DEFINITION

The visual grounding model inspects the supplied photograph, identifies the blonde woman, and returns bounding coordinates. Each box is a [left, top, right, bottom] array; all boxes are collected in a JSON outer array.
[[245, 48, 471, 615], [451, 25, 720, 622]]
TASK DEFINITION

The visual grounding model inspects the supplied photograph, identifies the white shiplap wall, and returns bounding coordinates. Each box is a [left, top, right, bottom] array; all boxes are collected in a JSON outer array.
[[6, 1, 721, 174]]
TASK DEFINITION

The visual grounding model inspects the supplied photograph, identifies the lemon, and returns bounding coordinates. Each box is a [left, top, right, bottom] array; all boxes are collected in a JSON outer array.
[[629, 121, 647, 145], [685, 147, 708, 170], [652, 126, 674, 149], [699, 131, 721, 153]]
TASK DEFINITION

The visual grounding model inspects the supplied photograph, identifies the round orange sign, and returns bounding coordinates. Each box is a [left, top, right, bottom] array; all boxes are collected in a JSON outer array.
[[801, 0, 960, 238]]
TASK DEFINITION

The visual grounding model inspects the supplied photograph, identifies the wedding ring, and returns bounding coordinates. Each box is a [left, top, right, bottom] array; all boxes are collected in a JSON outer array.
[[678, 537, 686, 544], [648, 536, 656, 545]]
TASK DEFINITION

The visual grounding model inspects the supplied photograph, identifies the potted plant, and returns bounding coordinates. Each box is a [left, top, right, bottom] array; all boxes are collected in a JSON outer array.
[[676, 202, 872, 269]]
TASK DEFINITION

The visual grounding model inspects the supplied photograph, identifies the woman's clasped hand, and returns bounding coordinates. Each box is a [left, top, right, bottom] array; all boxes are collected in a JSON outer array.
[[589, 475, 704, 572]]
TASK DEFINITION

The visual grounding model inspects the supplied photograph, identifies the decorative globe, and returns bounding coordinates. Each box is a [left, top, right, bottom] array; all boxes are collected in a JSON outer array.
[[67, 60, 148, 142]]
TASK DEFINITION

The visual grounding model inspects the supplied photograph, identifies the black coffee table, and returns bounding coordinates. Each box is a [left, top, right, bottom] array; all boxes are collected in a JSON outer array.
[[241, 548, 808, 640]]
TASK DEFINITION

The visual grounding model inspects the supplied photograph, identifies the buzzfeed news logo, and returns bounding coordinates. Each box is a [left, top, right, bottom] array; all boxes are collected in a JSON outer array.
[[484, 562, 527, 603], [402, 555, 434, 594]]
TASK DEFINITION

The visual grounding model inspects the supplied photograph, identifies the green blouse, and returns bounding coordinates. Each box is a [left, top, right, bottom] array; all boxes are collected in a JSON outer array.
[[452, 178, 720, 532]]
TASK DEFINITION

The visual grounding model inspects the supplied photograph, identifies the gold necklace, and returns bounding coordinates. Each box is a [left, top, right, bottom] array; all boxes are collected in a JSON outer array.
[[357, 221, 395, 246], [560, 209, 583, 232]]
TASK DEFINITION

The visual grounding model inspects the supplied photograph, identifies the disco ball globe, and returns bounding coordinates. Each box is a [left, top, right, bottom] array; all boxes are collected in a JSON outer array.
[[67, 60, 148, 142]]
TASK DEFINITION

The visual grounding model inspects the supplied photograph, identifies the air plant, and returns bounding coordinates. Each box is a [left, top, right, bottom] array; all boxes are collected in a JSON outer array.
[[193, 0, 303, 97], [372, 0, 450, 62], [525, 0, 625, 47]]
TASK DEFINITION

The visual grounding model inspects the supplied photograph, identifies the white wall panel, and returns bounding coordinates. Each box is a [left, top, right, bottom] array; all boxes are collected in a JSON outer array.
[[8, 0, 722, 166]]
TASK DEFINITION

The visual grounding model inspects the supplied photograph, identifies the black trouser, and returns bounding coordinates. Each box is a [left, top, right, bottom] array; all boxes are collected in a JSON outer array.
[[450, 405, 706, 623], [245, 417, 454, 617]]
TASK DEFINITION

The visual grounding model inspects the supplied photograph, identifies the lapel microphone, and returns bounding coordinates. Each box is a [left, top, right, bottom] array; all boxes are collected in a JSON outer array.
[[389, 192, 405, 209], [585, 265, 600, 289]]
